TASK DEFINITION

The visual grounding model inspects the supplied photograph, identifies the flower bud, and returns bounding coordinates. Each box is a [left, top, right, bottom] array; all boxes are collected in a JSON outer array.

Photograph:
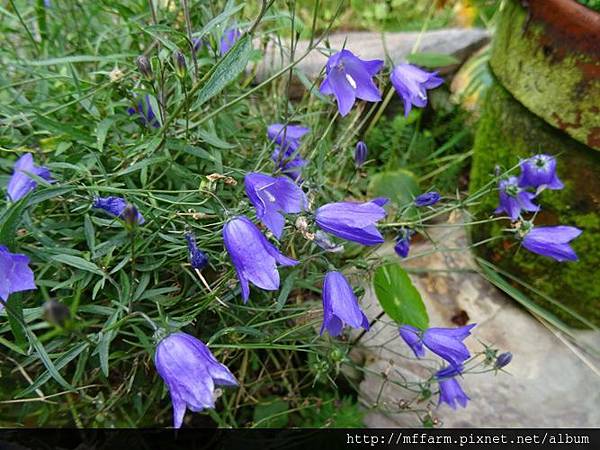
[[354, 141, 368, 168], [122, 204, 141, 229], [495, 352, 513, 369], [43, 299, 70, 327], [173, 50, 187, 78], [136, 55, 153, 81]]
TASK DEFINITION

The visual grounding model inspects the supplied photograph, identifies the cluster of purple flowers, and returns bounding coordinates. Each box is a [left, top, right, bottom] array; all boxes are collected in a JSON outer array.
[[1, 43, 522, 431], [399, 324, 477, 409], [319, 49, 443, 117], [495, 154, 582, 262]]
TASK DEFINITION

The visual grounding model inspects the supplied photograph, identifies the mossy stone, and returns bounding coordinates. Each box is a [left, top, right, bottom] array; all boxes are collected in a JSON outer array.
[[469, 81, 600, 327], [491, 0, 600, 150]]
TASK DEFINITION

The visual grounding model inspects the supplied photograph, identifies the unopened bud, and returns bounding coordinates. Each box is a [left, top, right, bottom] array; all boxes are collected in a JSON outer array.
[[173, 50, 187, 78], [122, 204, 141, 229], [136, 55, 153, 81], [354, 141, 368, 168], [43, 299, 70, 327], [495, 352, 513, 369]]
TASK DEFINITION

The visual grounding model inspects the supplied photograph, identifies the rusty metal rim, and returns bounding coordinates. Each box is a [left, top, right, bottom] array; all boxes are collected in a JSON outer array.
[[527, 0, 600, 57]]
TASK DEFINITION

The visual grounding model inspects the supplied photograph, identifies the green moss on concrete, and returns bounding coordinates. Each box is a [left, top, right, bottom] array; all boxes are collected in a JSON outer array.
[[491, 0, 600, 150], [470, 81, 600, 327]]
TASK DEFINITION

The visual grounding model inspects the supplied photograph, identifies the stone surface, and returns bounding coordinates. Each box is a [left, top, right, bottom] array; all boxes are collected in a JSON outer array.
[[255, 28, 489, 96], [355, 213, 600, 427]]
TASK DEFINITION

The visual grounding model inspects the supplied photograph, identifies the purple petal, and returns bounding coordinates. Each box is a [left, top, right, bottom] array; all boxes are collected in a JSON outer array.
[[321, 271, 368, 336]]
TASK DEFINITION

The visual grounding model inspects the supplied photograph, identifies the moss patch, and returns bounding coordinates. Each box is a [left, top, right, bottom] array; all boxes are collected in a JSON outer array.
[[491, 0, 600, 150], [470, 81, 600, 327]]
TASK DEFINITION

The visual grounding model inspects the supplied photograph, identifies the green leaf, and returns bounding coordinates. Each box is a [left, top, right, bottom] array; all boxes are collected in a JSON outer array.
[[368, 169, 420, 206], [407, 52, 459, 68], [0, 196, 29, 248], [253, 398, 289, 428], [276, 270, 298, 312], [17, 342, 89, 398], [51, 254, 105, 277], [5, 293, 27, 348], [194, 35, 252, 108], [373, 263, 429, 329], [24, 326, 74, 391]]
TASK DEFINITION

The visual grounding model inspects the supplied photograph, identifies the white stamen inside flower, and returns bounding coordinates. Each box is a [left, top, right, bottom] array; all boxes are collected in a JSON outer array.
[[345, 73, 357, 89], [264, 190, 276, 203]]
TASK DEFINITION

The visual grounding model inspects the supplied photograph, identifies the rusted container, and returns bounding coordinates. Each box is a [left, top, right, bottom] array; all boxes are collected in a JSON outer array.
[[490, 0, 600, 149]]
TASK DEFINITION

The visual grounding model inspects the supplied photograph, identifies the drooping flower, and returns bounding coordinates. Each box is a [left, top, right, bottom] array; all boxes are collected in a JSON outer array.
[[315, 197, 388, 246], [414, 191, 440, 207], [521, 224, 582, 262], [93, 196, 145, 224], [319, 49, 384, 116], [155, 332, 238, 428], [6, 153, 53, 202], [399, 325, 425, 357], [354, 141, 368, 168], [128, 95, 160, 128], [390, 63, 443, 117], [436, 365, 469, 409], [0, 246, 36, 306], [219, 28, 241, 55], [192, 36, 204, 53], [321, 271, 369, 336], [518, 154, 564, 191], [422, 324, 476, 368], [495, 352, 513, 369], [399, 323, 476, 368], [244, 172, 306, 239], [223, 216, 298, 302], [185, 232, 208, 270], [267, 124, 310, 181], [394, 228, 413, 258], [494, 176, 539, 221]]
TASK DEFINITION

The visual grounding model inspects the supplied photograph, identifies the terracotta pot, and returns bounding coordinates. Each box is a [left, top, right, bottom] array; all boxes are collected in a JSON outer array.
[[490, 0, 600, 149]]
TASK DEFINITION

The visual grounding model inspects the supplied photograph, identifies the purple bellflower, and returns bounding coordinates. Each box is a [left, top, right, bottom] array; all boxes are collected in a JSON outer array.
[[93, 196, 145, 224], [436, 365, 469, 409], [394, 228, 413, 258], [399, 323, 476, 368], [315, 197, 389, 246], [321, 271, 369, 336], [7, 153, 53, 202], [185, 232, 208, 270], [319, 49, 384, 116], [219, 28, 241, 55], [390, 64, 443, 117], [354, 141, 368, 168], [398, 325, 425, 357], [128, 95, 160, 128], [414, 191, 441, 207], [518, 154, 564, 191], [267, 124, 310, 182], [521, 224, 582, 262], [244, 172, 307, 239], [0, 246, 36, 307], [494, 176, 539, 221], [155, 332, 238, 429], [223, 216, 298, 303]]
